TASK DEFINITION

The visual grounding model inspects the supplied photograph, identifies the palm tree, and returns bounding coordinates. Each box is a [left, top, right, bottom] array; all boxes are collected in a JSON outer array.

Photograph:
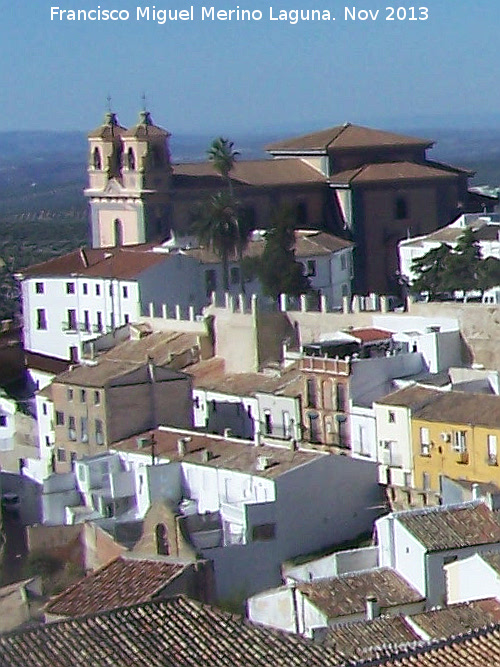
[[207, 137, 239, 197], [192, 192, 239, 292]]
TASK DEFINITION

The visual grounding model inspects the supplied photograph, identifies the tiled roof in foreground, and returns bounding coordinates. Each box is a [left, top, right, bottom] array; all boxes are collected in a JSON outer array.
[[0, 596, 341, 667], [409, 598, 500, 639], [44, 555, 187, 617], [323, 614, 419, 658], [350, 624, 500, 666]]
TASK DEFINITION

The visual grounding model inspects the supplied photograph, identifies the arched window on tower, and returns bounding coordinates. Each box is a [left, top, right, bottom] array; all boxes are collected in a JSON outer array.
[[114, 219, 124, 247], [127, 147, 136, 170], [93, 147, 102, 170]]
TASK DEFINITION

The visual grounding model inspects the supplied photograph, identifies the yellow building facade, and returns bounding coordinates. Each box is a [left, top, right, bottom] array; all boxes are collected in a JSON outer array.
[[411, 392, 500, 493]]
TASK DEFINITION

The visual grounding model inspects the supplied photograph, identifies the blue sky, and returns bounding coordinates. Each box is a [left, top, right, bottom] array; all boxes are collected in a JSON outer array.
[[1, 0, 499, 133]]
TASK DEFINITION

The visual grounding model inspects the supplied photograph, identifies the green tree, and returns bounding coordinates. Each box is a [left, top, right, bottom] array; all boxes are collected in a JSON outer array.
[[410, 243, 453, 299], [192, 192, 240, 292], [478, 256, 500, 292], [207, 137, 240, 197], [206, 137, 253, 292], [446, 227, 483, 293], [246, 205, 311, 300]]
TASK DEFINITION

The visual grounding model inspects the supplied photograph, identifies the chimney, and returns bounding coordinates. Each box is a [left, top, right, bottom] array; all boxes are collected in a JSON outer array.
[[365, 595, 380, 621], [177, 437, 191, 457]]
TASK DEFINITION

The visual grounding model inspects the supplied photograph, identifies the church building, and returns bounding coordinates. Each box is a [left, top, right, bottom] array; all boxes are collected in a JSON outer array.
[[86, 110, 492, 294]]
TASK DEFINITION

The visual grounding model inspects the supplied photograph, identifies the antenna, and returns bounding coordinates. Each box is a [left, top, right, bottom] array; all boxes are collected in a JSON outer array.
[[106, 93, 112, 112], [141, 91, 147, 111]]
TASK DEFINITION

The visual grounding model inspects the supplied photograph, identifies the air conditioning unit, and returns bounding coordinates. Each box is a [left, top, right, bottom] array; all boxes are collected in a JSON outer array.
[[489, 455, 498, 466], [457, 451, 469, 464], [440, 432, 451, 443], [421, 444, 430, 456]]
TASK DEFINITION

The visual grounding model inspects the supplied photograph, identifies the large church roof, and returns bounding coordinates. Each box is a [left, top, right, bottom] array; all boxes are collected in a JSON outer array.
[[266, 123, 434, 153], [173, 157, 326, 187]]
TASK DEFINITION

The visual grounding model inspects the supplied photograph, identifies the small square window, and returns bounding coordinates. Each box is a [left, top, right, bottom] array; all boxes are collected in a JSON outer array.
[[94, 391, 100, 405], [66, 282, 75, 294], [388, 411, 396, 423], [80, 389, 86, 403], [35, 282, 44, 294], [55, 411, 64, 426], [57, 448, 66, 462], [82, 283, 88, 295], [307, 260, 316, 277], [95, 284, 101, 296], [67, 388, 73, 401], [42, 403, 48, 416], [124, 314, 130, 324], [45, 436, 50, 446], [0, 415, 7, 427], [122, 286, 128, 298]]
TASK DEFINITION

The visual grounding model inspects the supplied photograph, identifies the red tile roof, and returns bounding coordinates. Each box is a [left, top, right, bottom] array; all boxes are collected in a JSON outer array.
[[266, 123, 433, 153], [113, 426, 323, 479], [349, 328, 393, 344], [19, 246, 168, 280], [410, 598, 500, 639], [44, 556, 188, 617], [396, 502, 500, 552], [331, 162, 457, 185], [297, 568, 423, 619], [1, 596, 342, 666]]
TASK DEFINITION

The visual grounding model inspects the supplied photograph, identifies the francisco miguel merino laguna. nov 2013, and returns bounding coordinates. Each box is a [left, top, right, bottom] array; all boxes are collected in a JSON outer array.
[[50, 5, 430, 23]]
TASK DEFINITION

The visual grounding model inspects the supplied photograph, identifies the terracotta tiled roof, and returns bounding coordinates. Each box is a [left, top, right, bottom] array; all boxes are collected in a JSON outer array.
[[413, 390, 500, 429], [349, 328, 393, 344], [19, 246, 168, 279], [375, 385, 443, 409], [331, 162, 457, 185], [184, 229, 352, 264], [188, 357, 302, 396], [349, 624, 500, 666], [395, 502, 500, 552], [0, 596, 342, 667], [173, 158, 327, 186], [266, 123, 433, 153], [52, 359, 186, 388], [113, 426, 324, 479], [25, 351, 72, 375], [44, 556, 188, 617], [324, 615, 419, 658], [297, 568, 423, 619], [410, 599, 500, 639]]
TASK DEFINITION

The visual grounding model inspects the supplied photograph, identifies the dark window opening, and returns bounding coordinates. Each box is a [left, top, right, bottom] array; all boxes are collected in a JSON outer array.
[[155, 523, 169, 555], [127, 147, 136, 170], [395, 197, 408, 220], [93, 147, 102, 170]]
